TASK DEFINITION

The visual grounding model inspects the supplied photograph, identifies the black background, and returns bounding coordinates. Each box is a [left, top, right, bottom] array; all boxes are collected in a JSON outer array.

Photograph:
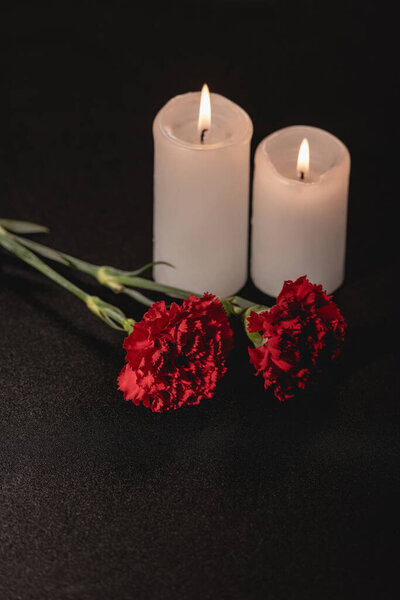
[[1, 2, 399, 599]]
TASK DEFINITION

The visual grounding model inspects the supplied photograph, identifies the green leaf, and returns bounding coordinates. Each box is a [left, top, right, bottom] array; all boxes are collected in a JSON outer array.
[[0, 219, 49, 234], [124, 260, 174, 277], [99, 262, 173, 279]]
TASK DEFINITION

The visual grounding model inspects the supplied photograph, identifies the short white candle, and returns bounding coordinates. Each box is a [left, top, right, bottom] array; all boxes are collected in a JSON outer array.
[[251, 125, 351, 296], [153, 85, 253, 297]]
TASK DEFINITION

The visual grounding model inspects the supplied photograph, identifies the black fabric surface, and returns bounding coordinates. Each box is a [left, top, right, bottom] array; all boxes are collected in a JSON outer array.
[[1, 2, 399, 599]]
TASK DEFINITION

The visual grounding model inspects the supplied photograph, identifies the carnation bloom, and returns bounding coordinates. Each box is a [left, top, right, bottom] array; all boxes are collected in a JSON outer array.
[[247, 276, 346, 402], [118, 294, 233, 412]]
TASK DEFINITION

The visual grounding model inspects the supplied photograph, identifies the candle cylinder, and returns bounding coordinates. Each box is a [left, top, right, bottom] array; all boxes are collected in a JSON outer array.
[[251, 125, 350, 296], [153, 91, 253, 297]]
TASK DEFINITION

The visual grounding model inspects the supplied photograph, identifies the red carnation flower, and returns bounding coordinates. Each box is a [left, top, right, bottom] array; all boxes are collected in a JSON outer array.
[[247, 276, 346, 402], [118, 293, 233, 412]]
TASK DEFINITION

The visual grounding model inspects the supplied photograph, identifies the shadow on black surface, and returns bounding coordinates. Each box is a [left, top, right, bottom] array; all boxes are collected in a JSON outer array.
[[0, 268, 123, 363]]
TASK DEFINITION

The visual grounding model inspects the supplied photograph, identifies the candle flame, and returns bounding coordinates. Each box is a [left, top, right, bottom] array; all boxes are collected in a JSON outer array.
[[198, 83, 211, 137], [297, 137, 310, 180]]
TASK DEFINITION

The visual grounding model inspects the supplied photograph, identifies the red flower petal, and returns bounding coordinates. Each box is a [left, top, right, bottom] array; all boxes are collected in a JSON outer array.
[[117, 294, 233, 412], [248, 276, 346, 401]]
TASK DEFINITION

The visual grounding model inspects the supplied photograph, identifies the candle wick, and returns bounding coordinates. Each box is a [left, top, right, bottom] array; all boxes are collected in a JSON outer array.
[[300, 171, 305, 181], [200, 128, 208, 144]]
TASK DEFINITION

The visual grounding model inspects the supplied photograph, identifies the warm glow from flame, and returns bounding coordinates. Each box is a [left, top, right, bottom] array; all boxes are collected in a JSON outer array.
[[198, 83, 211, 136], [297, 137, 310, 179]]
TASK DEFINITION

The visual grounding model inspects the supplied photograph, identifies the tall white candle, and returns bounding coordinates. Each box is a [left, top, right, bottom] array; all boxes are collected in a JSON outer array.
[[251, 125, 351, 296], [153, 86, 253, 297]]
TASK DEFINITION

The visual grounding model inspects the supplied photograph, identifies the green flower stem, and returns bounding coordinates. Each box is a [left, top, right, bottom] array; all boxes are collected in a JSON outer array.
[[0, 225, 133, 333], [1, 225, 89, 302], [2, 220, 269, 326], [11, 232, 200, 304], [13, 233, 259, 312], [109, 272, 195, 300], [8, 233, 100, 277], [224, 295, 259, 314], [11, 234, 163, 307]]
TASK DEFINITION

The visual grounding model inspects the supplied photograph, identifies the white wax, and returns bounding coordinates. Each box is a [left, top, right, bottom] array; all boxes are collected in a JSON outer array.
[[153, 92, 253, 297], [251, 125, 351, 297]]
